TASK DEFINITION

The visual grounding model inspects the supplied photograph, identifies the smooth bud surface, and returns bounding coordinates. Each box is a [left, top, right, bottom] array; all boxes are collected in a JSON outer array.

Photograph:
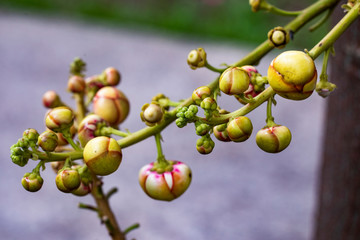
[[227, 116, 253, 142], [139, 161, 192, 201], [256, 125, 291, 153], [219, 67, 250, 95], [21, 173, 43, 192], [78, 114, 108, 147], [83, 136, 122, 176], [268, 51, 317, 100], [38, 130, 58, 152], [192, 86, 211, 105], [45, 107, 74, 132], [55, 168, 81, 193]]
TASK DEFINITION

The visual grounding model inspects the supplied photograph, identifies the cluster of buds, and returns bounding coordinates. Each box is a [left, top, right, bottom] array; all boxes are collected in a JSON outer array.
[[175, 105, 198, 128]]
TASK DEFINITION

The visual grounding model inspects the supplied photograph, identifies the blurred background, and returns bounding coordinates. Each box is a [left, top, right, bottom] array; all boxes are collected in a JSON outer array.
[[0, 1, 329, 240]]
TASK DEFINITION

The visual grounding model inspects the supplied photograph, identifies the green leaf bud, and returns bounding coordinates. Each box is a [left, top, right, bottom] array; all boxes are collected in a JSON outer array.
[[219, 67, 250, 95], [256, 125, 291, 153], [93, 86, 130, 127], [268, 51, 317, 100], [175, 117, 187, 128], [187, 48, 207, 70], [192, 86, 211, 105], [22, 172, 43, 192], [227, 116, 253, 142], [83, 136, 122, 176], [38, 130, 58, 152], [45, 107, 74, 133]]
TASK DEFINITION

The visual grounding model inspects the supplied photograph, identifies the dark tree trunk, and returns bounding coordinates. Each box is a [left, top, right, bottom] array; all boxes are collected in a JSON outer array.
[[313, 6, 360, 240]]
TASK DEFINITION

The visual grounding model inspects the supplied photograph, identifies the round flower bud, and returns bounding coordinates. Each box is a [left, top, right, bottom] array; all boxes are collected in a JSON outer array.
[[187, 48, 207, 70], [196, 135, 215, 154], [192, 86, 211, 105], [256, 125, 291, 153], [38, 130, 58, 152], [23, 128, 39, 147], [78, 114, 109, 147], [267, 27, 290, 49], [45, 107, 74, 132], [140, 103, 164, 126], [219, 67, 250, 95], [200, 97, 217, 110], [71, 181, 92, 196], [93, 86, 130, 126], [213, 124, 231, 142], [21, 172, 43, 192], [102, 67, 121, 86], [227, 116, 253, 142], [268, 51, 317, 100], [42, 90, 62, 108], [55, 168, 81, 193], [83, 136, 122, 176], [139, 161, 192, 201], [67, 75, 86, 93]]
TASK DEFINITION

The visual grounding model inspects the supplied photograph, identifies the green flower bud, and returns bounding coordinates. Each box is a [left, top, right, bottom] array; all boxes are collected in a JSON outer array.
[[38, 130, 58, 152], [55, 168, 81, 193], [227, 116, 253, 142], [267, 27, 290, 49], [78, 114, 109, 147], [316, 81, 336, 98], [10, 145, 29, 167], [256, 125, 291, 153], [93, 86, 130, 127], [21, 172, 43, 192], [187, 48, 206, 70], [219, 67, 250, 95], [71, 181, 92, 196], [45, 107, 74, 133], [140, 102, 164, 126], [83, 136, 122, 176], [192, 86, 211, 105], [200, 97, 217, 111], [67, 75, 86, 93], [195, 122, 210, 136], [213, 124, 231, 142], [268, 51, 317, 100], [42, 90, 63, 108], [102, 67, 121, 86], [139, 161, 192, 201], [196, 135, 215, 154], [175, 117, 187, 128], [23, 128, 39, 143]]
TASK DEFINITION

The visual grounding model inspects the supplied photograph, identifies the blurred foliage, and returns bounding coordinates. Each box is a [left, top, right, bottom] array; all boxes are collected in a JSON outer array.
[[1, 0, 328, 47]]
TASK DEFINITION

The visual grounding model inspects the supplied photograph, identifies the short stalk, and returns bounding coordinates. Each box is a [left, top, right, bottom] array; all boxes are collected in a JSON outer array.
[[262, 2, 302, 17], [155, 133, 168, 166], [100, 126, 130, 138], [205, 61, 226, 73], [74, 93, 87, 124], [265, 95, 276, 127]]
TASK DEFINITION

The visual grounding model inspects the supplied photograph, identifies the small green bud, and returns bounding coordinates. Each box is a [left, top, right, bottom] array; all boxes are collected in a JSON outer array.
[[187, 48, 207, 70], [200, 97, 217, 110], [227, 116, 253, 142], [219, 67, 250, 95], [45, 107, 74, 133], [55, 168, 81, 193], [195, 122, 210, 136], [38, 130, 58, 152], [267, 27, 290, 49], [175, 118, 187, 128], [192, 86, 211, 105], [23, 129, 39, 144], [316, 80, 336, 98], [10, 145, 29, 167], [22, 172, 43, 192], [196, 135, 215, 154], [42, 90, 63, 108], [256, 125, 291, 153], [140, 102, 164, 126], [213, 124, 231, 142], [83, 136, 122, 176]]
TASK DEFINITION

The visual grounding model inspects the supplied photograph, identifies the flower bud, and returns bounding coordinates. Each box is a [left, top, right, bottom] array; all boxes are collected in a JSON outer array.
[[38, 130, 58, 152], [71, 181, 92, 196], [93, 86, 130, 126], [45, 107, 74, 132], [196, 135, 215, 154], [227, 116, 253, 142], [140, 103, 164, 126], [249, 0, 262, 12], [187, 48, 206, 70], [139, 161, 192, 201], [200, 97, 217, 110], [67, 75, 86, 93], [267, 27, 290, 49], [83, 136, 122, 176], [42, 90, 62, 108], [219, 67, 250, 95], [192, 86, 211, 105], [213, 124, 231, 142], [256, 125, 291, 153], [268, 51, 317, 100], [23, 128, 39, 147], [78, 114, 109, 147], [21, 172, 43, 192], [102, 67, 121, 86], [195, 122, 211, 136], [55, 168, 81, 193]]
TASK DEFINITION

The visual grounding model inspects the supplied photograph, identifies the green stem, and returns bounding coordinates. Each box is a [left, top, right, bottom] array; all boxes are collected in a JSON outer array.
[[33, 150, 83, 162], [101, 126, 130, 138], [320, 46, 332, 82], [205, 61, 226, 73], [265, 95, 276, 127], [309, 6, 335, 32], [63, 134, 82, 151], [124, 223, 140, 235], [261, 1, 302, 16], [74, 93, 87, 125], [308, 1, 360, 59], [155, 133, 167, 164]]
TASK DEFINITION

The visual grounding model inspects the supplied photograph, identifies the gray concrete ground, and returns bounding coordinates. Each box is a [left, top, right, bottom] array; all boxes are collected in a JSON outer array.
[[0, 11, 327, 240]]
